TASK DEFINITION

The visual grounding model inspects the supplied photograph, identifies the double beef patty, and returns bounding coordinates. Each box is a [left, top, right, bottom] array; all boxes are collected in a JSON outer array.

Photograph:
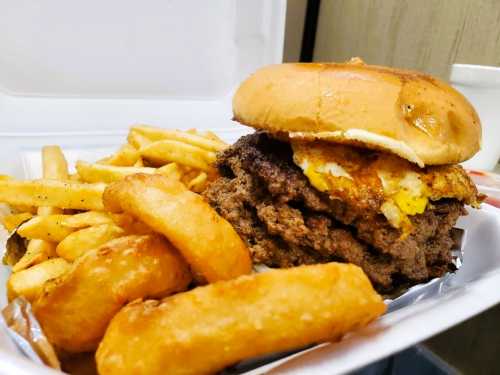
[[204, 133, 465, 293]]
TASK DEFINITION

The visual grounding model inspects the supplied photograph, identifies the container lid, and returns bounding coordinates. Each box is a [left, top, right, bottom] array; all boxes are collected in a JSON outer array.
[[0, 0, 286, 134]]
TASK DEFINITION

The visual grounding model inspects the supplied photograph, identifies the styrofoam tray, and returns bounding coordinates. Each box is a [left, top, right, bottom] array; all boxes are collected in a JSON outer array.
[[0, 129, 500, 375]]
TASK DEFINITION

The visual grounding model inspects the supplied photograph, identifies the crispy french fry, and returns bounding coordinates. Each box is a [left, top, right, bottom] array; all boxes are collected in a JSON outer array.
[[38, 146, 68, 217], [0, 175, 12, 181], [156, 163, 182, 181], [41, 146, 69, 182], [76, 161, 157, 183], [17, 215, 75, 242], [187, 172, 208, 193], [10, 205, 38, 214], [56, 224, 125, 261], [61, 211, 113, 229], [0, 179, 105, 211], [203, 130, 225, 143], [127, 130, 152, 150], [12, 240, 57, 272], [7, 258, 70, 302], [2, 212, 34, 232], [133, 157, 145, 167], [132, 125, 227, 152], [141, 140, 216, 171], [98, 144, 139, 167]]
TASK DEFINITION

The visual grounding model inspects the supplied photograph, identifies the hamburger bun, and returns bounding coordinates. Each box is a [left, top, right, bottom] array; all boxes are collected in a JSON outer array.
[[232, 59, 481, 167]]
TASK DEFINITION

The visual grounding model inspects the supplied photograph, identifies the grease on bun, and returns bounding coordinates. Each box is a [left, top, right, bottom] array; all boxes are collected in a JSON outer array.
[[233, 59, 481, 167]]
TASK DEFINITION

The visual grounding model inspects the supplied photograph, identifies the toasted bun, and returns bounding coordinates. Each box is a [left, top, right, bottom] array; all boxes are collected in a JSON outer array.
[[232, 59, 481, 166]]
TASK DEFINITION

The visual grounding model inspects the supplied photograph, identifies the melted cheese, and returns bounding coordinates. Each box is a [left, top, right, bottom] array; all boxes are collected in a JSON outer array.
[[292, 140, 430, 232]]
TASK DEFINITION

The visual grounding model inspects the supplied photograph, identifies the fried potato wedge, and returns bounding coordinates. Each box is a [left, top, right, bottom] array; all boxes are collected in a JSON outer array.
[[33, 235, 192, 353], [131, 125, 227, 152], [12, 239, 57, 272], [140, 140, 216, 171], [17, 215, 75, 242], [96, 263, 386, 375], [76, 161, 157, 183], [0, 180, 105, 211], [56, 224, 125, 261], [103, 174, 251, 283], [60, 211, 113, 229], [7, 258, 70, 302]]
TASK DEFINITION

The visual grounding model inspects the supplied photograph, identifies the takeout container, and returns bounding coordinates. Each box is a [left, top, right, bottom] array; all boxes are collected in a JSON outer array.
[[1, 1, 500, 374]]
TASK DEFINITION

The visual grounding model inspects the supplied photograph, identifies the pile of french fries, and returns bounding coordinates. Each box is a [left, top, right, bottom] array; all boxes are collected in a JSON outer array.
[[0, 125, 227, 302]]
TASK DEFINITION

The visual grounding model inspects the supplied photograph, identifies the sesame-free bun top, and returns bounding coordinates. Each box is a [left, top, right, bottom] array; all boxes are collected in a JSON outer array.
[[232, 59, 481, 167]]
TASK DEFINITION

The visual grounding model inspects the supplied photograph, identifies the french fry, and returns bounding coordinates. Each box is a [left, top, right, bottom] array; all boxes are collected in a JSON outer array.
[[17, 215, 75, 242], [0, 179, 105, 211], [2, 212, 34, 232], [12, 240, 57, 272], [76, 161, 157, 183], [127, 130, 152, 150], [98, 144, 139, 167], [140, 140, 216, 171], [40, 145, 68, 202], [7, 258, 70, 302], [61, 211, 113, 229], [203, 130, 225, 143], [133, 157, 145, 167], [56, 224, 125, 261], [41, 146, 69, 183], [30, 146, 69, 262], [132, 125, 227, 152], [156, 163, 182, 181], [187, 172, 208, 193], [10, 204, 38, 214]]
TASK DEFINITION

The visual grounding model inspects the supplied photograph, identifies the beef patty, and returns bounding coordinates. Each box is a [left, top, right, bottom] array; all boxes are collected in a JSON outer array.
[[204, 133, 465, 292]]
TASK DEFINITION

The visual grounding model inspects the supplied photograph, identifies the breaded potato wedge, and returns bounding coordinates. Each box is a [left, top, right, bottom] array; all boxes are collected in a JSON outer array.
[[96, 263, 386, 375], [103, 174, 251, 283], [33, 235, 192, 353]]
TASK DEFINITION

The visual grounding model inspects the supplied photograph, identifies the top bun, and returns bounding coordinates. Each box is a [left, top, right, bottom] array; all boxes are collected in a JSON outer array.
[[232, 58, 481, 167]]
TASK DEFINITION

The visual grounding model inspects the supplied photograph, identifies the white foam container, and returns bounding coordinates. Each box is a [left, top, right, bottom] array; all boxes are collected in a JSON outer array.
[[1, 2, 500, 374]]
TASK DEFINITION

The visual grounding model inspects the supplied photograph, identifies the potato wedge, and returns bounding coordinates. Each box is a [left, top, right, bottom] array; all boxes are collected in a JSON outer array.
[[140, 140, 216, 171], [56, 224, 125, 261], [12, 239, 57, 272], [7, 258, 70, 302], [0, 180, 105, 211], [17, 215, 75, 242], [76, 161, 157, 183], [132, 125, 227, 152]]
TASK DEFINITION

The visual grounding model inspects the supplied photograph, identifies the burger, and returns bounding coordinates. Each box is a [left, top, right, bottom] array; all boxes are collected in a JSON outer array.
[[204, 59, 483, 293]]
